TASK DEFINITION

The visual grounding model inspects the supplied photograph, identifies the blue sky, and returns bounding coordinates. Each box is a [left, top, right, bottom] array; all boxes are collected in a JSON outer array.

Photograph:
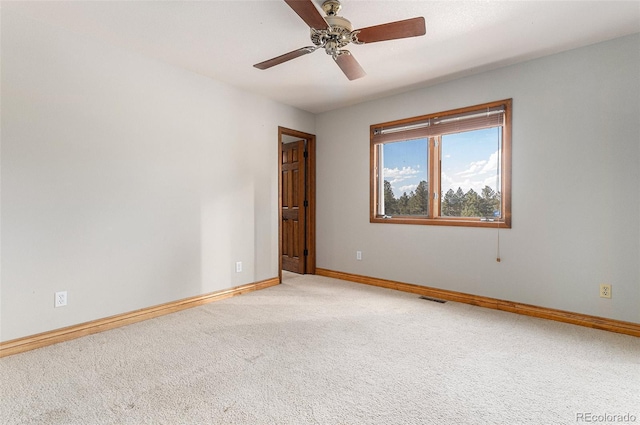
[[382, 128, 501, 198]]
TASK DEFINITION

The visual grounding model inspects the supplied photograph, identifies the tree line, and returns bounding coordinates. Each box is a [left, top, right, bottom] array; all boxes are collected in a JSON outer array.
[[383, 180, 501, 217]]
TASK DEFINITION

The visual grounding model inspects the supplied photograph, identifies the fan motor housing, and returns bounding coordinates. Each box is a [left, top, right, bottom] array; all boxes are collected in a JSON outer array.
[[310, 15, 354, 55], [325, 15, 353, 32]]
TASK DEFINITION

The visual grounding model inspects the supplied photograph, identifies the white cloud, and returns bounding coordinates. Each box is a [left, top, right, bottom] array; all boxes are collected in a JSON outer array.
[[456, 150, 499, 178], [444, 150, 500, 194], [383, 166, 420, 184], [457, 160, 487, 177], [482, 175, 500, 190], [399, 184, 417, 194], [443, 171, 499, 195], [480, 151, 499, 174]]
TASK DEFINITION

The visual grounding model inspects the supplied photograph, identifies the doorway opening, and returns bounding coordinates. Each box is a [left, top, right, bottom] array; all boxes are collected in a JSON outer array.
[[278, 127, 316, 282]]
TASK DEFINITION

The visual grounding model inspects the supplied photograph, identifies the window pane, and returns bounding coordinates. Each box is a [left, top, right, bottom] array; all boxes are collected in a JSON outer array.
[[440, 128, 502, 218], [380, 138, 429, 216]]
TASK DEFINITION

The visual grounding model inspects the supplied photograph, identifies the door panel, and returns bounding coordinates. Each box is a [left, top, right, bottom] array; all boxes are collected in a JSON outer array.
[[281, 140, 306, 273]]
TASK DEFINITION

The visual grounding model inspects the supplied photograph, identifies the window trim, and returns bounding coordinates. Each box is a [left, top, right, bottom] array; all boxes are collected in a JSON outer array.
[[370, 99, 512, 228]]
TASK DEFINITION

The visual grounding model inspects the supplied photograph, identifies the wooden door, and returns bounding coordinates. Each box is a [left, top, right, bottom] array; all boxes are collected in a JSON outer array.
[[281, 140, 306, 273]]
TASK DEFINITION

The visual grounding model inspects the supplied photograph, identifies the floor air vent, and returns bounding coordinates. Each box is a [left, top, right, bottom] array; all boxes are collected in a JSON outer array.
[[419, 296, 447, 304]]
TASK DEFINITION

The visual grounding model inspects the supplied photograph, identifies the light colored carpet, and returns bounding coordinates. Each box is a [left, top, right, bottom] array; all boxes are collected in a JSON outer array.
[[1, 272, 639, 424]]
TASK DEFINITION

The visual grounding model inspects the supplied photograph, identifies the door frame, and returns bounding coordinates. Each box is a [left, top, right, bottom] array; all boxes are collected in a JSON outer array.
[[278, 126, 316, 282]]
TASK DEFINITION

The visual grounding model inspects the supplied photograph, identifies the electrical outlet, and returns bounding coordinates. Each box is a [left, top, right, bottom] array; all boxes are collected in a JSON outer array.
[[55, 291, 67, 307], [356, 251, 362, 261], [599, 284, 611, 299], [235, 261, 242, 273]]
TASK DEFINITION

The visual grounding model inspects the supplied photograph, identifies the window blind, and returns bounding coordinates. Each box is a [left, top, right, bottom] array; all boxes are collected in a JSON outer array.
[[372, 105, 505, 144]]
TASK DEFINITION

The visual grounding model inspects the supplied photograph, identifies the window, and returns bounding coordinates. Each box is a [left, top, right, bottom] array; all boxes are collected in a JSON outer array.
[[370, 99, 511, 228]]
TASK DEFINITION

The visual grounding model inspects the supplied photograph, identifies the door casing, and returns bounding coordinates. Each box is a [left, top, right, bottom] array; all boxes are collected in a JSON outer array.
[[278, 127, 316, 282]]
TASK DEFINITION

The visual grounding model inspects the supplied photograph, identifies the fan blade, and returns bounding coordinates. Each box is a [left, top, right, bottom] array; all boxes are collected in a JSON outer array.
[[334, 51, 366, 81], [284, 0, 328, 29], [254, 47, 317, 70], [354, 17, 426, 43]]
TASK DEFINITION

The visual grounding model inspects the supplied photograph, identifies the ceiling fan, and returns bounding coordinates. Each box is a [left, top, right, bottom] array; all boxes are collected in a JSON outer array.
[[254, 0, 426, 80]]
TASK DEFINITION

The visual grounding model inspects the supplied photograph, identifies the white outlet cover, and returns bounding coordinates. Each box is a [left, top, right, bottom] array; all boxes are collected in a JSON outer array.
[[236, 262, 242, 273], [55, 291, 67, 307]]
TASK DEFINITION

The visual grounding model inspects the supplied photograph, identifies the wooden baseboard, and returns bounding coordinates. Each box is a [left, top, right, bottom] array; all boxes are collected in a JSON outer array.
[[0, 277, 280, 358], [316, 268, 640, 338]]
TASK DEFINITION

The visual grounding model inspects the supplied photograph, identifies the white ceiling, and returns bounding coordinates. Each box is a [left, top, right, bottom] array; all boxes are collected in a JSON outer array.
[[3, 0, 639, 114]]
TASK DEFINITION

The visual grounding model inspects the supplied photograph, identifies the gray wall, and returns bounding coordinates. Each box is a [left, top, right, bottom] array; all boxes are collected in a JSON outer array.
[[316, 34, 640, 323], [0, 11, 315, 341]]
